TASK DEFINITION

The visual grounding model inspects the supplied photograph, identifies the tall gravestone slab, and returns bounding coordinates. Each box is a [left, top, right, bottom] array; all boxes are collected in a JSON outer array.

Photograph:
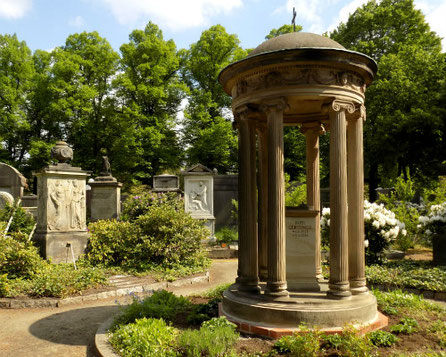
[[183, 164, 216, 239], [33, 141, 89, 263], [89, 156, 122, 221], [286, 208, 322, 291], [0, 163, 27, 200]]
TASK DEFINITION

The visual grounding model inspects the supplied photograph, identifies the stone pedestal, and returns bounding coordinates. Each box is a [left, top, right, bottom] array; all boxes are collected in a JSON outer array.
[[33, 141, 89, 263], [89, 176, 122, 221], [183, 164, 216, 240], [286, 209, 321, 291]]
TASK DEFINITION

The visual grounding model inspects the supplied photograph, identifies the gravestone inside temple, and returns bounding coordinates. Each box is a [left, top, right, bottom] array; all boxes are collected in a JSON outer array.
[[183, 164, 215, 238], [286, 208, 321, 291], [33, 141, 89, 263], [89, 156, 122, 221]]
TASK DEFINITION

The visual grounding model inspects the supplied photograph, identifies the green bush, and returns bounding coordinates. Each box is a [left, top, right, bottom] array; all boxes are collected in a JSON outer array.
[[285, 174, 307, 207], [274, 327, 321, 357], [177, 317, 239, 357], [322, 326, 374, 357], [121, 192, 182, 222], [186, 298, 220, 325], [87, 195, 209, 272], [215, 227, 238, 245], [0, 204, 35, 235], [112, 290, 192, 329], [367, 330, 399, 347], [0, 235, 45, 279], [110, 318, 179, 357]]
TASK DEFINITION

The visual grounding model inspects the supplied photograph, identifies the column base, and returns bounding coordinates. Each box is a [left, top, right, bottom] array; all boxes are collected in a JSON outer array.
[[328, 281, 352, 300], [350, 279, 368, 295], [237, 277, 260, 293], [265, 281, 289, 298]]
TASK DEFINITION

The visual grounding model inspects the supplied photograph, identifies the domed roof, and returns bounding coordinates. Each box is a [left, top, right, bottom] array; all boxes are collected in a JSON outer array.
[[248, 32, 345, 57]]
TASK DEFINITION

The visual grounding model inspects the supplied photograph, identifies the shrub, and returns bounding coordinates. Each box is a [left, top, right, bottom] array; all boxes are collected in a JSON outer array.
[[322, 326, 374, 357], [112, 290, 191, 329], [0, 235, 45, 279], [186, 298, 220, 325], [320, 202, 407, 264], [87, 199, 209, 272], [121, 192, 182, 222], [0, 203, 35, 235], [367, 330, 399, 347], [285, 174, 307, 207], [86, 220, 141, 267], [418, 201, 446, 237], [274, 326, 321, 357], [110, 318, 179, 357], [215, 227, 238, 245], [177, 317, 239, 357]]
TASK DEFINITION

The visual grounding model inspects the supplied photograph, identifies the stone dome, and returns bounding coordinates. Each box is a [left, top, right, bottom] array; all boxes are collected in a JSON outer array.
[[248, 32, 345, 57]]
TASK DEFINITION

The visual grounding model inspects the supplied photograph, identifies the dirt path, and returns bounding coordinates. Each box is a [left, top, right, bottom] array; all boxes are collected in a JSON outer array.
[[0, 259, 237, 357]]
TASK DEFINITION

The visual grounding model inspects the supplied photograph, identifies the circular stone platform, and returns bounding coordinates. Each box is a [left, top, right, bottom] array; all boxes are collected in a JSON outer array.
[[221, 283, 383, 337]]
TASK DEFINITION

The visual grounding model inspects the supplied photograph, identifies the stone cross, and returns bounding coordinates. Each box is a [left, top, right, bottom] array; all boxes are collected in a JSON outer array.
[[292, 7, 297, 32]]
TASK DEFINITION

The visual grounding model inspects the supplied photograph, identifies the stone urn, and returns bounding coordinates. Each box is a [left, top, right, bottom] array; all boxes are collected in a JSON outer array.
[[51, 141, 73, 163], [433, 228, 446, 265]]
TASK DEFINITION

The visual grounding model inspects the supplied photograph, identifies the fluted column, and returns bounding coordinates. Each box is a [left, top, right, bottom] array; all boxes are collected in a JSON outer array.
[[236, 107, 260, 293], [347, 105, 368, 294], [262, 98, 289, 298], [327, 100, 354, 299], [257, 122, 268, 280], [300, 122, 325, 280]]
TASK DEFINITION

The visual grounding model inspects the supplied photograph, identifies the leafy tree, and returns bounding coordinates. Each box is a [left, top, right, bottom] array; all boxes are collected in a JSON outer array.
[[330, 0, 445, 199], [265, 24, 302, 39], [0, 34, 34, 167], [181, 25, 247, 173], [114, 22, 185, 182]]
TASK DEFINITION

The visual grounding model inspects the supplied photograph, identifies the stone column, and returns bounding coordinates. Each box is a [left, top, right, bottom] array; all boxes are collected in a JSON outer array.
[[300, 122, 325, 280], [236, 108, 260, 293], [347, 106, 368, 294], [327, 100, 354, 299], [257, 122, 268, 281], [263, 99, 288, 298]]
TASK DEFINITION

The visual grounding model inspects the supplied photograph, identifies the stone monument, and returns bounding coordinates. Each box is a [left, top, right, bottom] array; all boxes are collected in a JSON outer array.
[[152, 174, 180, 193], [0, 191, 14, 209], [183, 164, 216, 238], [89, 156, 122, 221], [33, 141, 89, 263], [0, 162, 27, 200], [218, 32, 386, 336]]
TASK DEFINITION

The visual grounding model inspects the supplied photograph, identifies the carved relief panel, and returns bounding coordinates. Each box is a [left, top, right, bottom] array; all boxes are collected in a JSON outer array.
[[184, 177, 214, 218], [45, 178, 86, 232]]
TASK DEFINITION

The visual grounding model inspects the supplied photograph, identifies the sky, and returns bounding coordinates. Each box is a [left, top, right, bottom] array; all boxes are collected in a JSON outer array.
[[0, 0, 445, 53]]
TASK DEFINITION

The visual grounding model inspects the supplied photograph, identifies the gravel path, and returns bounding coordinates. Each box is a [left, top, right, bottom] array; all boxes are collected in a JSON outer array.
[[0, 259, 237, 357]]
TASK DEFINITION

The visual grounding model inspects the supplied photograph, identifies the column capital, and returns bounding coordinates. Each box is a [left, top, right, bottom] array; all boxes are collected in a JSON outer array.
[[260, 97, 289, 114], [234, 105, 259, 121], [300, 122, 326, 136], [323, 99, 355, 115]]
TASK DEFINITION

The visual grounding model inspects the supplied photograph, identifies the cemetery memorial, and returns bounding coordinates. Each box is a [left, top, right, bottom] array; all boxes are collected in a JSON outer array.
[[33, 141, 89, 263], [218, 32, 387, 335]]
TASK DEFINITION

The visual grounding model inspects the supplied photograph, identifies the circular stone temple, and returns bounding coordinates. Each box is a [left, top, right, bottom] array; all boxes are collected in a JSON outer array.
[[218, 32, 386, 336]]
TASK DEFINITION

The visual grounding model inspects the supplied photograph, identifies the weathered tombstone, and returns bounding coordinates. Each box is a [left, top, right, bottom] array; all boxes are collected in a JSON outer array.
[[152, 174, 180, 193], [0, 163, 27, 199], [183, 164, 216, 238], [33, 141, 89, 263], [21, 194, 38, 219], [89, 156, 122, 221], [286, 208, 321, 291], [0, 191, 14, 209]]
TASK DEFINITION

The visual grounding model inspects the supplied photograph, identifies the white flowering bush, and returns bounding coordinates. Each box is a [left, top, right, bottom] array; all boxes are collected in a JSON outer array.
[[320, 201, 407, 264], [418, 202, 446, 237]]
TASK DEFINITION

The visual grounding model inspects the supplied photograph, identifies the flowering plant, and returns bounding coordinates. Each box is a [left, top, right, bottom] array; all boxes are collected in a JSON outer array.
[[320, 201, 407, 264], [418, 202, 446, 236]]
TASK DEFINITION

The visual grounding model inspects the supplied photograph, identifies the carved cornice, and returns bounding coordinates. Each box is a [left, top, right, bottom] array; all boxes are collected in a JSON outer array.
[[235, 65, 366, 99]]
